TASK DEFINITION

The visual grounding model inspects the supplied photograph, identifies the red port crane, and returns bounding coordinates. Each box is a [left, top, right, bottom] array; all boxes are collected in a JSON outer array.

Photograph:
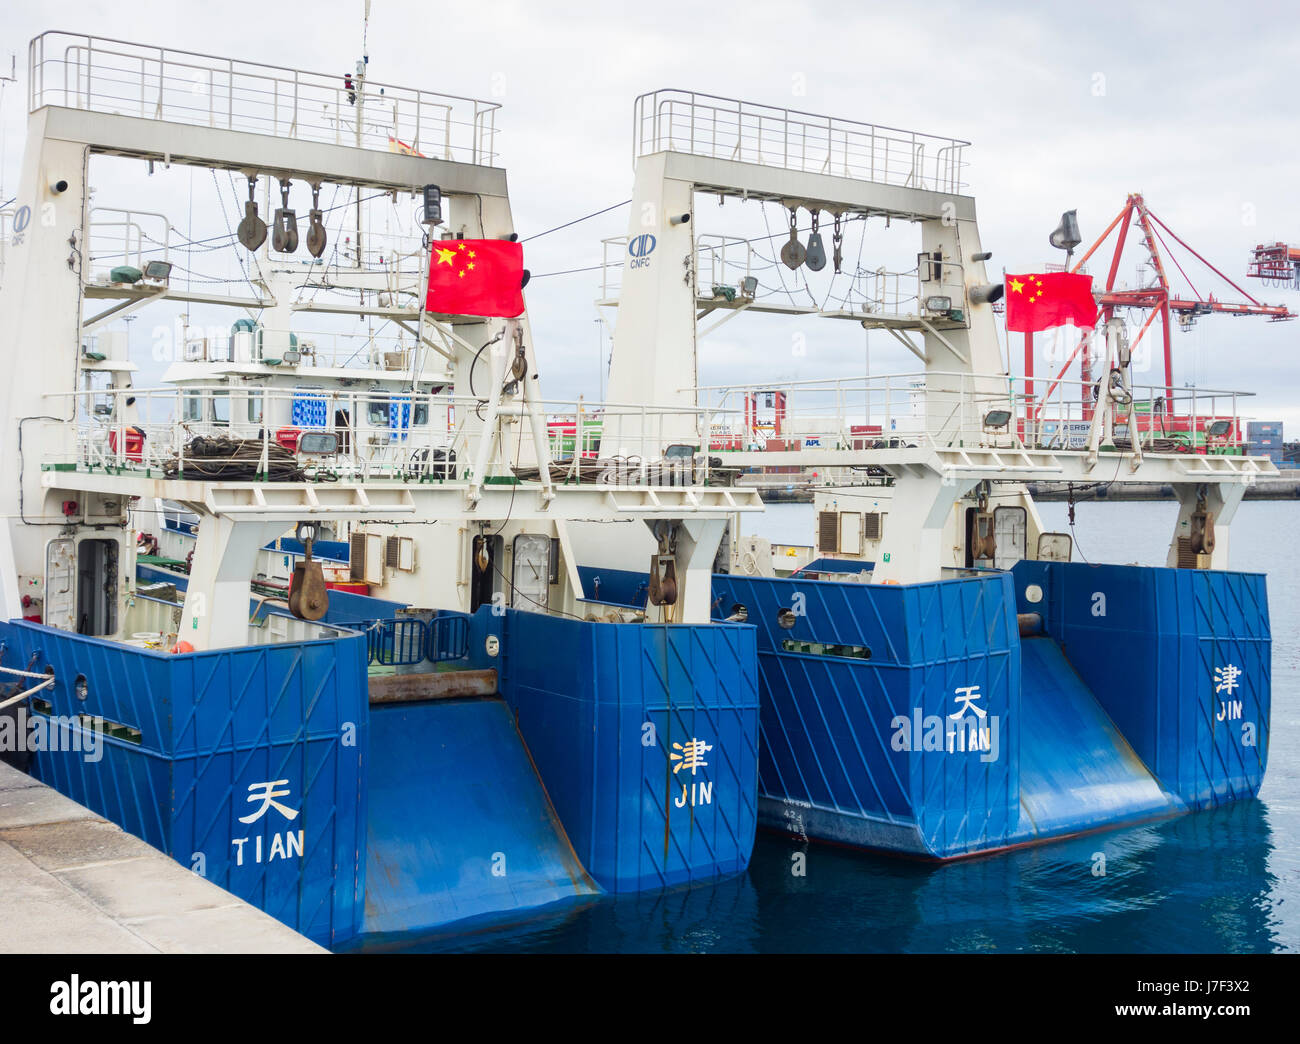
[[1024, 193, 1294, 419], [1247, 242, 1300, 290]]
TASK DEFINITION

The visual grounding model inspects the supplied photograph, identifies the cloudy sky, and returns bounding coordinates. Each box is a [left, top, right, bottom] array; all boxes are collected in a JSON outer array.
[[4, 1, 1298, 429]]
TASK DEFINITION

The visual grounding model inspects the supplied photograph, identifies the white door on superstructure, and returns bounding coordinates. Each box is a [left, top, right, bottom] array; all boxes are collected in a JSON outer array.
[[44, 538, 77, 631], [511, 534, 551, 613], [993, 506, 1027, 571]]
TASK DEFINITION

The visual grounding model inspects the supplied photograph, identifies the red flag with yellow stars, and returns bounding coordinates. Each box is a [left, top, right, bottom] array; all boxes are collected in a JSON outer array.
[[426, 239, 525, 318], [1005, 272, 1097, 332]]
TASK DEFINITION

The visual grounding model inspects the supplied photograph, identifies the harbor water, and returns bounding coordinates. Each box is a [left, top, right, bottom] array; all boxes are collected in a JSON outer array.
[[390, 500, 1300, 954]]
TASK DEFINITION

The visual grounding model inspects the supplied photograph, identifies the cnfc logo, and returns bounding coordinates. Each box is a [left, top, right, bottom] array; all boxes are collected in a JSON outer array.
[[628, 233, 656, 269]]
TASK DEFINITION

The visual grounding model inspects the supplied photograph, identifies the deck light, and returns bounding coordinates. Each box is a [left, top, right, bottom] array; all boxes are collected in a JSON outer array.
[[984, 409, 1012, 429], [1049, 209, 1082, 262], [422, 184, 442, 225], [924, 295, 952, 313]]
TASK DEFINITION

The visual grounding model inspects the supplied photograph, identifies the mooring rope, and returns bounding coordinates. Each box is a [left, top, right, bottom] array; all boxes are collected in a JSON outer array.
[[0, 667, 56, 710]]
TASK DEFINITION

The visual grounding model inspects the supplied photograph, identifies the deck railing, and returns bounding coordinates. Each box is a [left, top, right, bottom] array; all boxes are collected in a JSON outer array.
[[695, 371, 1254, 457], [50, 385, 726, 486], [634, 89, 970, 193], [30, 31, 500, 165]]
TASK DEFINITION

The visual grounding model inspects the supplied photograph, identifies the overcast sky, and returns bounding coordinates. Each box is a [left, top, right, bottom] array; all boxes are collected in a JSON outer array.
[[4, 1, 1299, 430]]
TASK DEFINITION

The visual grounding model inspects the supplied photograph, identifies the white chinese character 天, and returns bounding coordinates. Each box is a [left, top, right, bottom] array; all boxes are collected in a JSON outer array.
[[948, 685, 986, 720], [238, 780, 300, 825], [670, 739, 713, 775], [1214, 664, 1242, 695]]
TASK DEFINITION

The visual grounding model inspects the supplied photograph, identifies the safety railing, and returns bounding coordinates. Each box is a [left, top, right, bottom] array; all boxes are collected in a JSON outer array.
[[174, 324, 431, 373], [50, 385, 729, 486], [29, 31, 500, 165], [329, 613, 471, 666], [695, 234, 755, 291], [853, 266, 922, 315], [599, 236, 628, 299], [601, 231, 934, 319], [634, 89, 970, 193], [87, 207, 171, 273], [603, 234, 760, 302], [695, 371, 1254, 456]]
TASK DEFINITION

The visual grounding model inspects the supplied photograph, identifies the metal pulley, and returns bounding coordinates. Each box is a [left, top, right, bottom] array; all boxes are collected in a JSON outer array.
[[272, 178, 299, 254], [237, 176, 268, 251], [306, 182, 327, 258], [647, 522, 679, 607], [805, 210, 827, 271], [506, 321, 528, 393], [648, 555, 678, 607], [971, 512, 996, 560], [1189, 489, 1216, 556], [288, 523, 329, 621], [780, 207, 806, 269], [971, 483, 996, 561]]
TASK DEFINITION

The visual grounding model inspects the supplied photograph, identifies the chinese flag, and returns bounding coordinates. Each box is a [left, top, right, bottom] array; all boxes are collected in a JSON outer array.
[[1005, 272, 1097, 332], [426, 239, 525, 318]]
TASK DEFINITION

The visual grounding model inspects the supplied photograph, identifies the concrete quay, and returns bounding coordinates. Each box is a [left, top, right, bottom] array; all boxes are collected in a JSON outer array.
[[0, 760, 325, 954]]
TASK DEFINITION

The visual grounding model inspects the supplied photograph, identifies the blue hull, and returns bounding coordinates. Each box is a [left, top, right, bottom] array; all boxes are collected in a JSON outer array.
[[0, 602, 760, 947], [709, 561, 1270, 859]]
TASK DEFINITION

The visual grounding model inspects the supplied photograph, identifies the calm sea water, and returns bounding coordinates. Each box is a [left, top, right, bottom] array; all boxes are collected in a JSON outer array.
[[401, 499, 1300, 954]]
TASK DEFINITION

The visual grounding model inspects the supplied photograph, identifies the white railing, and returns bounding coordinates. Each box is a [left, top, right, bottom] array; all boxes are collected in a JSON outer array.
[[599, 235, 627, 299], [853, 266, 921, 315], [52, 385, 728, 486], [695, 234, 754, 291], [634, 90, 970, 193], [88, 206, 170, 272], [695, 372, 1253, 456], [29, 31, 500, 165], [603, 234, 758, 301], [178, 324, 429, 373], [600, 233, 935, 319]]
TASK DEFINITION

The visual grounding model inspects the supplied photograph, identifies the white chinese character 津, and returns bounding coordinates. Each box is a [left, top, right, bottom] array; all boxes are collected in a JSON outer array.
[[1214, 664, 1242, 695], [670, 739, 713, 775]]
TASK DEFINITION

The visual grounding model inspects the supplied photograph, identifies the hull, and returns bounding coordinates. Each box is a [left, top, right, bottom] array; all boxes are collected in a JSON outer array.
[[709, 561, 1270, 859], [0, 599, 760, 947]]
